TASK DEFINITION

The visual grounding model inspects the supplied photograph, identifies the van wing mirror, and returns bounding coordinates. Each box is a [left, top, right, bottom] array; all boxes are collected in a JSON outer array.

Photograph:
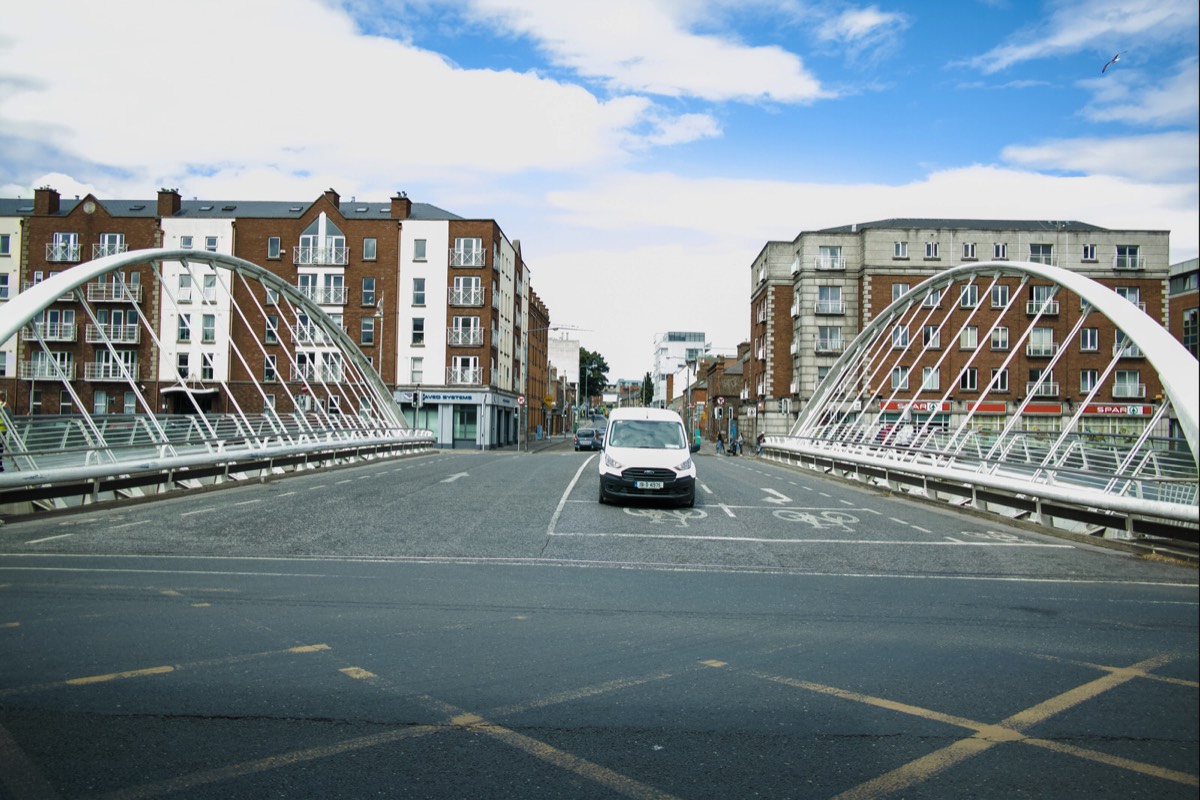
[[690, 442, 701, 453]]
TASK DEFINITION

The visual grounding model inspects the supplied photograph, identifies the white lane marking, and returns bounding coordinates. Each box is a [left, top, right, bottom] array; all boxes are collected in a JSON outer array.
[[235, 499, 262, 506], [548, 531, 1071, 547], [889, 518, 908, 526], [700, 483, 714, 495], [336, 480, 353, 485], [945, 536, 964, 543], [547, 455, 596, 535], [718, 504, 737, 518], [862, 508, 882, 515], [913, 525, 932, 534], [25, 534, 74, 545], [279, 492, 298, 498], [441, 472, 469, 483], [839, 499, 855, 506], [762, 488, 792, 505], [181, 508, 216, 517]]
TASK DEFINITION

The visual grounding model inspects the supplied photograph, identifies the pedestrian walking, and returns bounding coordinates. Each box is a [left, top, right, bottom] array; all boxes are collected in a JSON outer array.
[[716, 431, 725, 455]]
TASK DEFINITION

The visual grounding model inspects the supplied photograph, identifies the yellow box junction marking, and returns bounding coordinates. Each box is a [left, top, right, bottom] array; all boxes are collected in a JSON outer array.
[[339, 667, 377, 680]]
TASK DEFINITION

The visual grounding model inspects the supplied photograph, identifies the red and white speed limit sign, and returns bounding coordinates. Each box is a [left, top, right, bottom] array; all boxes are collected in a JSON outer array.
[[517, 395, 526, 406]]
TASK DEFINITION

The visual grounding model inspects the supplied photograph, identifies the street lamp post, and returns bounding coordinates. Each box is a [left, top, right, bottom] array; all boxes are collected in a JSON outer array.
[[373, 293, 385, 384]]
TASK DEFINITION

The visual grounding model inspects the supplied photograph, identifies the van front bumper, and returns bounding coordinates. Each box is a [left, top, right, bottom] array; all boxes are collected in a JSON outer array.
[[600, 470, 695, 501]]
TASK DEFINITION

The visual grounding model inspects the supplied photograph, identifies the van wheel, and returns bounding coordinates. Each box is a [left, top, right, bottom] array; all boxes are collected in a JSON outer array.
[[598, 480, 607, 504]]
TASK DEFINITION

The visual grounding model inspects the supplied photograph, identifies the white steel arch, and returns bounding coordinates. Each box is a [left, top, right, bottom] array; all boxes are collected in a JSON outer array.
[[0, 248, 424, 484], [780, 261, 1198, 526]]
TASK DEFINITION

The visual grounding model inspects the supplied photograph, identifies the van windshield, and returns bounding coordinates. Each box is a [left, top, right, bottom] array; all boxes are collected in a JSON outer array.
[[607, 420, 686, 449]]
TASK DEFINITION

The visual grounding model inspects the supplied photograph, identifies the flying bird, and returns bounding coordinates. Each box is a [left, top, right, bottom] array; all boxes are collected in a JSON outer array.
[[1101, 52, 1123, 73]]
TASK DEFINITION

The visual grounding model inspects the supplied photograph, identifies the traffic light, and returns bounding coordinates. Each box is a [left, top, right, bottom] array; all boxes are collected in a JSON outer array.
[[413, 391, 422, 408]]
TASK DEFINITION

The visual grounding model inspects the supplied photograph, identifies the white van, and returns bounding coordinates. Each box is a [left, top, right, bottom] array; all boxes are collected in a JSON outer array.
[[598, 407, 700, 507]]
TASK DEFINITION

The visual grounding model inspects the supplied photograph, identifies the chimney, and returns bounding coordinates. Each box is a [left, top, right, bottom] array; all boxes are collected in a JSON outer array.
[[33, 186, 60, 215], [391, 191, 411, 220], [157, 187, 181, 217], [324, 188, 340, 208]]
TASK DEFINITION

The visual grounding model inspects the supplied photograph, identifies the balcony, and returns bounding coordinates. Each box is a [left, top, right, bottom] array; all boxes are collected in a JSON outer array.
[[1027, 254, 1058, 266], [1026, 342, 1060, 357], [293, 246, 348, 266], [449, 249, 486, 268], [1025, 300, 1059, 316], [1114, 342, 1144, 358], [815, 339, 845, 354], [85, 363, 140, 381], [19, 361, 76, 380], [447, 366, 482, 385], [1026, 381, 1059, 397], [815, 255, 846, 271], [92, 242, 128, 259], [815, 300, 845, 315], [448, 328, 484, 347], [449, 287, 484, 306], [86, 324, 140, 344], [21, 322, 77, 343], [86, 282, 142, 303], [789, 341, 799, 355], [1113, 254, 1146, 270], [292, 324, 336, 345], [291, 365, 345, 382], [46, 243, 81, 262], [1113, 383, 1146, 399], [22, 281, 76, 302], [790, 300, 800, 317], [298, 286, 347, 305]]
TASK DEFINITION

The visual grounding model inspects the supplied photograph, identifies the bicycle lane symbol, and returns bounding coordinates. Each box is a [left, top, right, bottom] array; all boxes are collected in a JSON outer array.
[[622, 508, 708, 528], [772, 509, 859, 532]]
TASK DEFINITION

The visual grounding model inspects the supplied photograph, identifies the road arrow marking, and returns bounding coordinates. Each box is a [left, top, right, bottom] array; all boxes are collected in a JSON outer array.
[[441, 472, 469, 483], [762, 488, 792, 505]]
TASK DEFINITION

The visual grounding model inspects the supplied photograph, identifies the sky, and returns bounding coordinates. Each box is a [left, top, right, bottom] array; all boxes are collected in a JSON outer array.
[[1, 0, 1196, 382]]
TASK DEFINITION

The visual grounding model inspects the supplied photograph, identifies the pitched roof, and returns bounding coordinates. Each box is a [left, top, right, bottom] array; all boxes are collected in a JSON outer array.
[[815, 218, 1111, 233]]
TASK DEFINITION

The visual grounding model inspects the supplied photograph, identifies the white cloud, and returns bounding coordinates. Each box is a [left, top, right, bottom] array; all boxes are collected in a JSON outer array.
[[966, 0, 1198, 74], [1079, 57, 1200, 126], [462, 0, 830, 103], [1002, 132, 1198, 182], [816, 4, 909, 63]]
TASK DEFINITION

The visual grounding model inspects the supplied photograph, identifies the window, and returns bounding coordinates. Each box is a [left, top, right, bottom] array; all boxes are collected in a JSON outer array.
[[0, 351, 6, 377], [1029, 243, 1053, 265], [412, 318, 425, 346], [923, 326, 941, 348], [0, 233, 10, 256], [818, 245, 843, 270], [1081, 243, 1097, 261], [265, 315, 278, 344], [176, 353, 189, 380], [993, 242, 1008, 260], [411, 357, 423, 383], [264, 355, 277, 382], [991, 284, 1009, 308], [414, 239, 427, 261], [1115, 245, 1141, 270], [363, 237, 377, 261], [361, 317, 375, 345], [123, 391, 137, 414], [180, 235, 193, 249], [413, 277, 426, 306], [1114, 369, 1142, 398], [203, 274, 216, 303], [201, 353, 214, 380], [962, 242, 977, 260], [204, 236, 218, 252], [1029, 327, 1057, 356], [991, 326, 1009, 351], [362, 277, 376, 306], [178, 314, 191, 342], [891, 366, 909, 390], [991, 368, 1009, 393], [1116, 286, 1141, 308], [816, 326, 842, 352], [264, 393, 275, 410], [178, 274, 192, 303], [817, 285, 842, 314], [1080, 328, 1098, 352], [1184, 308, 1198, 358], [922, 367, 940, 391], [922, 288, 941, 308], [959, 368, 978, 392], [924, 240, 940, 259], [266, 287, 279, 305], [1080, 369, 1098, 393], [202, 314, 215, 343], [268, 236, 281, 259], [93, 390, 108, 416], [892, 283, 909, 303], [960, 326, 978, 350], [893, 241, 908, 258], [0, 274, 10, 300], [452, 237, 484, 267], [960, 285, 979, 308], [891, 326, 909, 348]]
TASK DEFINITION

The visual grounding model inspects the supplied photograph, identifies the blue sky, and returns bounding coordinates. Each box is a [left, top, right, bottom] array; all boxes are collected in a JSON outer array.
[[2, 0, 1196, 380]]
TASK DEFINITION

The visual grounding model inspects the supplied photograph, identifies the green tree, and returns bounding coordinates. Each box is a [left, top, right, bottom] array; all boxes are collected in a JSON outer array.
[[578, 348, 610, 406], [641, 372, 653, 406]]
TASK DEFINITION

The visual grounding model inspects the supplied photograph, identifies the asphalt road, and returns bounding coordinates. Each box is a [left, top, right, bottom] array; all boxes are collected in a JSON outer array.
[[0, 445, 1196, 799]]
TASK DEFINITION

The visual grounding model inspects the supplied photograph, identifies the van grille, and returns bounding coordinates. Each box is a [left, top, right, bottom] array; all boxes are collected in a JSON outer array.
[[621, 467, 675, 481]]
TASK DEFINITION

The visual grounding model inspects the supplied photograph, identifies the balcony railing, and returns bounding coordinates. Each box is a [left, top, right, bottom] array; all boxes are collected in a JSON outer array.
[[298, 286, 348, 305], [1113, 254, 1146, 270], [815, 339, 845, 354], [1026, 300, 1059, 315], [21, 322, 76, 342], [449, 287, 484, 306], [448, 328, 484, 347], [447, 366, 482, 384], [85, 363, 140, 381], [86, 282, 142, 303], [1027, 253, 1058, 266], [1026, 342, 1059, 357], [1113, 383, 1147, 399], [291, 365, 345, 382], [815, 256, 846, 271], [450, 249, 486, 268], [1026, 381, 1059, 397], [92, 243, 128, 259], [19, 361, 76, 380], [293, 246, 348, 266], [46, 243, 81, 262], [292, 325, 337, 345], [86, 324, 140, 344], [815, 300, 845, 314], [21, 281, 76, 302], [1114, 342, 1144, 358]]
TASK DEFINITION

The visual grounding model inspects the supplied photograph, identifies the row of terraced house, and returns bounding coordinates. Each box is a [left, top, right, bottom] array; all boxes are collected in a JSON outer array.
[[0, 186, 560, 449]]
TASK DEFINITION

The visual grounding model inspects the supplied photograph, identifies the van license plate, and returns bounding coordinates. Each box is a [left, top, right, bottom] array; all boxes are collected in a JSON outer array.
[[635, 480, 664, 490]]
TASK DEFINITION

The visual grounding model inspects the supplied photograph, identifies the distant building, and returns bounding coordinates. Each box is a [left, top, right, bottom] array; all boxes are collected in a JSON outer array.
[[1168, 258, 1198, 359], [651, 331, 707, 407]]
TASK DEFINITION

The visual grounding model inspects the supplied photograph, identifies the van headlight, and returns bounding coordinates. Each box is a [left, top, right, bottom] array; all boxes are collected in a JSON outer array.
[[603, 453, 624, 470], [674, 456, 694, 472]]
